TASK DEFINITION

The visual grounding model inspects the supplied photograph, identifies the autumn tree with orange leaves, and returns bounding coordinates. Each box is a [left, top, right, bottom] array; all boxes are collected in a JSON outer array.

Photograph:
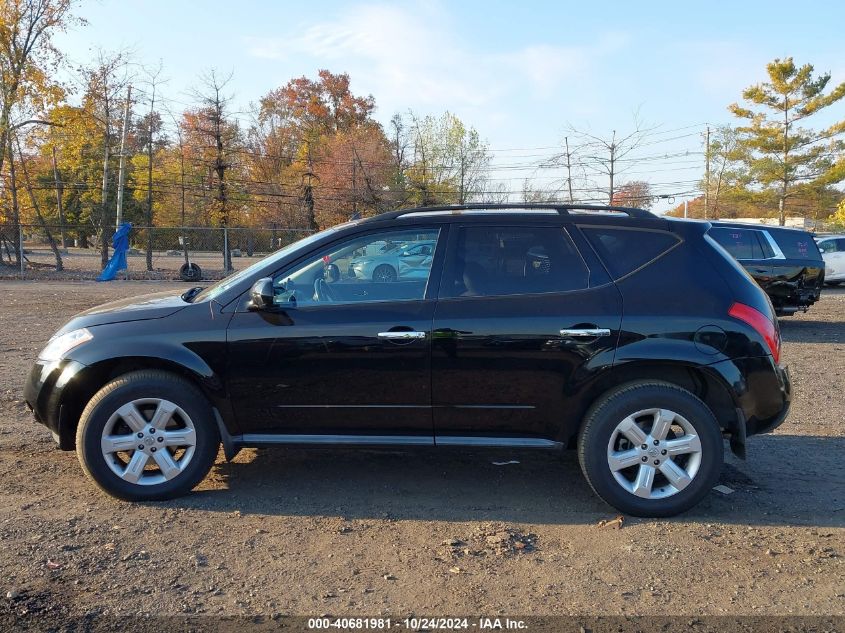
[[611, 180, 653, 209]]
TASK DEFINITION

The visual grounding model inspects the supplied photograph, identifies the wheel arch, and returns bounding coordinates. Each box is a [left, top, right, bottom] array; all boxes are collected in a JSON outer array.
[[55, 353, 232, 451], [566, 360, 740, 448]]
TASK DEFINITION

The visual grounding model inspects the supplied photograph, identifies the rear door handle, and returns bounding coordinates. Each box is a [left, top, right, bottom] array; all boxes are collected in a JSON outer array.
[[559, 328, 611, 338], [378, 331, 427, 340]]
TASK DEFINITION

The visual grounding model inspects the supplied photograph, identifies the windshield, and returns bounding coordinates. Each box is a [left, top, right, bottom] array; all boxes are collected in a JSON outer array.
[[193, 228, 339, 303]]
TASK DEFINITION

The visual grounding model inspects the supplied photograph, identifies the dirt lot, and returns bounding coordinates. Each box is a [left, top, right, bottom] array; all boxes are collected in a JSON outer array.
[[0, 281, 843, 626]]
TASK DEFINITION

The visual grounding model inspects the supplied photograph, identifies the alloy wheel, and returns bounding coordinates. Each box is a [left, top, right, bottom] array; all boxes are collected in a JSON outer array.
[[100, 397, 197, 486], [606, 407, 703, 500]]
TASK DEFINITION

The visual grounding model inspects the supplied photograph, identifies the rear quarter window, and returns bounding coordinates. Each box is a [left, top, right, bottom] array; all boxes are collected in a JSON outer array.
[[579, 227, 680, 279], [771, 231, 822, 260], [708, 227, 764, 259]]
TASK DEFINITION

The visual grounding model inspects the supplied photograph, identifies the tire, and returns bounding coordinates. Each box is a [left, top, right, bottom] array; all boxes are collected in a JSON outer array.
[[76, 370, 220, 501], [578, 381, 723, 518], [372, 264, 397, 282], [179, 262, 202, 282]]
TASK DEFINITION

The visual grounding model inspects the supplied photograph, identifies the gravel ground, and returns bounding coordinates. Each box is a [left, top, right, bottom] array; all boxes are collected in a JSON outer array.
[[0, 281, 843, 628]]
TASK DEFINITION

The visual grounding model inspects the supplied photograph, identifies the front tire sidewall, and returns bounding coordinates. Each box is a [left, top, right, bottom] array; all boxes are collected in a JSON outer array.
[[77, 372, 219, 501], [579, 383, 723, 518]]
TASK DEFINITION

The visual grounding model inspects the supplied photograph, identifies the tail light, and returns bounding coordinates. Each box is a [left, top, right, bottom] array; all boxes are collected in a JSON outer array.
[[728, 302, 781, 363]]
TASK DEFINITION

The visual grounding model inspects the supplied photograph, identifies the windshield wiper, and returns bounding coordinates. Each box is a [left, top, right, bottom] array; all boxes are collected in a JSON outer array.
[[181, 286, 205, 303]]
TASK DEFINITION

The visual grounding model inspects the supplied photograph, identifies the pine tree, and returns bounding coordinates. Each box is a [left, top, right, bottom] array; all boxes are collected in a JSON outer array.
[[729, 57, 845, 225]]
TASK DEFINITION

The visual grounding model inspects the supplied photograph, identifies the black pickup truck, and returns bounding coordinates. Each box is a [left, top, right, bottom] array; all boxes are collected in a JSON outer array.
[[707, 221, 824, 316]]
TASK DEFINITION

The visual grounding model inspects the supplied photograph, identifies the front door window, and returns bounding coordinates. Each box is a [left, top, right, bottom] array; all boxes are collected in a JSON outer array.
[[274, 229, 441, 306]]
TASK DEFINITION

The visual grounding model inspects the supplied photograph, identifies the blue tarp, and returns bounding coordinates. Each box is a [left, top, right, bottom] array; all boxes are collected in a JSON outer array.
[[97, 222, 132, 281]]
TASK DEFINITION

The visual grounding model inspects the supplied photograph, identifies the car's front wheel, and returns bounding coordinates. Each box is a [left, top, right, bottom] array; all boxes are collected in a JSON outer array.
[[372, 264, 397, 282], [578, 381, 723, 517], [76, 370, 220, 501]]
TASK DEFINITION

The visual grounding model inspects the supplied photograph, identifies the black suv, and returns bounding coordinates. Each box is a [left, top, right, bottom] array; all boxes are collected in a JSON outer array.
[[24, 205, 791, 517], [707, 221, 824, 316]]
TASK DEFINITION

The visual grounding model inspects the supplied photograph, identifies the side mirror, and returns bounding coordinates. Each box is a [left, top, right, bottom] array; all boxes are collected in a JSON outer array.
[[248, 277, 276, 311]]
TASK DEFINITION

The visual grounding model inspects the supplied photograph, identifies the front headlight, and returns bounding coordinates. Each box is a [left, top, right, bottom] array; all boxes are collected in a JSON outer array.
[[38, 328, 93, 362]]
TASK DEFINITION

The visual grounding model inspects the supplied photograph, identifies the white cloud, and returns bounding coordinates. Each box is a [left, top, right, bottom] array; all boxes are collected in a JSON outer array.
[[244, 2, 623, 122]]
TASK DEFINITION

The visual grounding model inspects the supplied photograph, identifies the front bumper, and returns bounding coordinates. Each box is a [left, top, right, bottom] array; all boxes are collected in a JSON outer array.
[[23, 358, 88, 450]]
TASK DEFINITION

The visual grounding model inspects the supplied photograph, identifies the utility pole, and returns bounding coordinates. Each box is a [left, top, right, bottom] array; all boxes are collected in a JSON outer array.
[[115, 84, 132, 229], [608, 131, 617, 204], [145, 81, 156, 272], [684, 199, 689, 219], [51, 145, 66, 248], [704, 125, 710, 220], [564, 136, 574, 203]]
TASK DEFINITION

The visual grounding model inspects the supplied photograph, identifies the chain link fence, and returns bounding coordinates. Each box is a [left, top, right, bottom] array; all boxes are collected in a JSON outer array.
[[0, 223, 314, 281]]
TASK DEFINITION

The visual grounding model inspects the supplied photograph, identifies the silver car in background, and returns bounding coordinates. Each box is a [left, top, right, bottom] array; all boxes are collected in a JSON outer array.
[[348, 240, 436, 282]]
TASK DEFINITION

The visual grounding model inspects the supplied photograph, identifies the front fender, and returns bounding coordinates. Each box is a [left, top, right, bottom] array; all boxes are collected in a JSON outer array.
[[49, 305, 237, 446]]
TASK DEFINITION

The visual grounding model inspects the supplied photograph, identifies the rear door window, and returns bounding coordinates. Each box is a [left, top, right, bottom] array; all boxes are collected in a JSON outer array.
[[440, 226, 589, 298], [580, 227, 680, 279]]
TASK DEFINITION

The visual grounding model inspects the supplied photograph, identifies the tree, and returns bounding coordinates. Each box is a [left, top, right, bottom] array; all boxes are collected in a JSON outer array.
[[521, 181, 559, 203], [311, 123, 392, 226], [702, 125, 749, 220], [135, 64, 165, 270], [76, 51, 132, 266], [452, 118, 490, 204], [404, 111, 490, 207], [831, 199, 845, 229], [249, 70, 381, 229], [1, 0, 77, 266], [565, 116, 656, 203], [14, 132, 62, 268], [191, 69, 241, 272], [385, 112, 411, 208], [729, 57, 845, 225], [0, 0, 77, 177], [611, 180, 653, 209], [39, 100, 113, 245]]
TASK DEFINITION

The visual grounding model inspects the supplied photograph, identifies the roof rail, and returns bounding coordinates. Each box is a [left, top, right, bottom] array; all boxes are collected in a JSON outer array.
[[371, 203, 657, 221]]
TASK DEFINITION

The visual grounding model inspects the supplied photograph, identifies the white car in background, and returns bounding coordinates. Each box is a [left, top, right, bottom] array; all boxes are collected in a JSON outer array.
[[815, 235, 845, 285], [348, 240, 436, 282]]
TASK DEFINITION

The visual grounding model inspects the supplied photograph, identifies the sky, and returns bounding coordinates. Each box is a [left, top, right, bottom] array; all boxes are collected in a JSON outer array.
[[53, 0, 845, 212]]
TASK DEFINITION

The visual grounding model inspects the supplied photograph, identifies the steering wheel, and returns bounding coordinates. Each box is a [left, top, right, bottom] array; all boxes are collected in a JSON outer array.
[[314, 277, 337, 302]]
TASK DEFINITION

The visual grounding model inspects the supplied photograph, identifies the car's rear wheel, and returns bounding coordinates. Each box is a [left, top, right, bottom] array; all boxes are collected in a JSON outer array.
[[372, 264, 397, 282], [76, 370, 220, 501], [578, 381, 723, 517]]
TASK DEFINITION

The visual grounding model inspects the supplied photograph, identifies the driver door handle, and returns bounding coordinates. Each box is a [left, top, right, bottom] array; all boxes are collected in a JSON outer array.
[[378, 331, 427, 340]]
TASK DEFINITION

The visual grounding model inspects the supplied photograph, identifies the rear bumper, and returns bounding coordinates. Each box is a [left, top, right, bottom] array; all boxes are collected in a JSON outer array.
[[707, 355, 791, 438], [23, 359, 87, 450], [773, 287, 822, 312]]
